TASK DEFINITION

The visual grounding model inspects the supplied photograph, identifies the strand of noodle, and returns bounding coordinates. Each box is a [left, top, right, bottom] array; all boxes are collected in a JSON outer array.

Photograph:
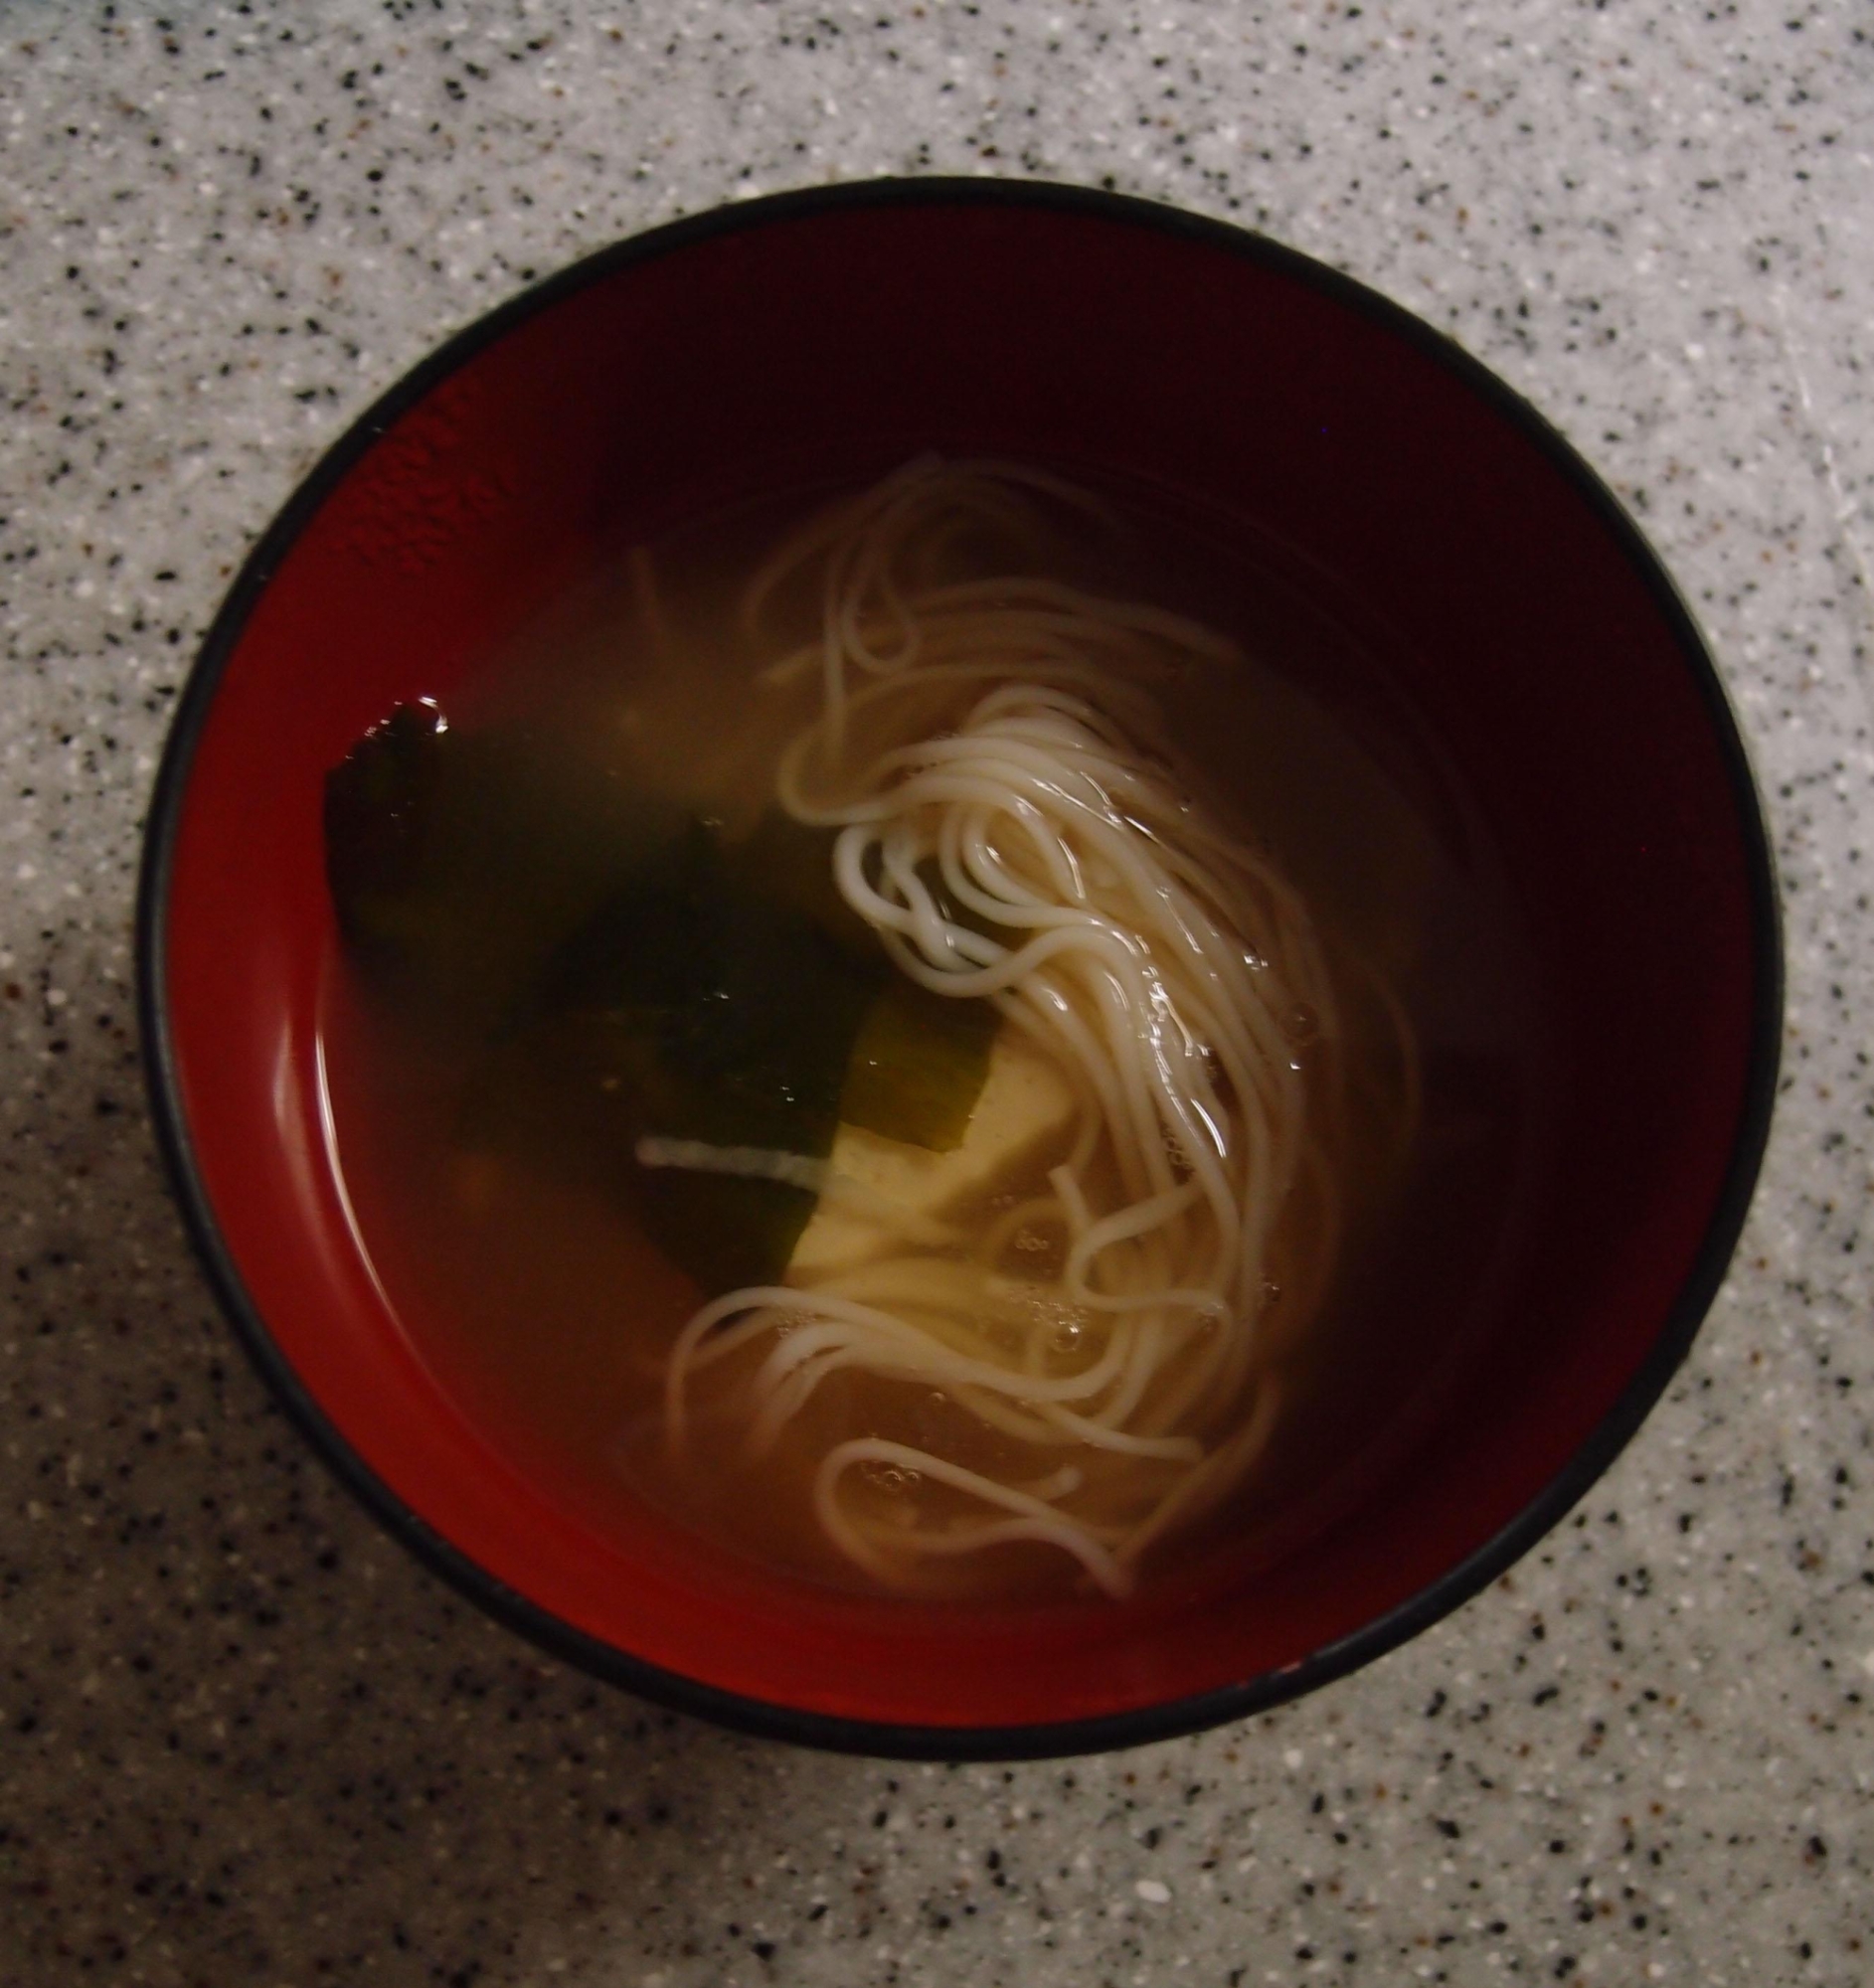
[[995, 982, 1120, 1176], [850, 818, 1283, 1316], [836, 533, 922, 680], [729, 1293, 1137, 1408], [775, 662, 1172, 816], [705, 1283, 1153, 1478], [931, 457, 1124, 527], [1060, 1181, 1230, 1321], [909, 577, 1242, 663], [836, 849, 1006, 966], [793, 1283, 1116, 1381], [858, 805, 1299, 1084], [846, 761, 1137, 861], [659, 460, 1395, 1594], [940, 810, 1083, 928], [813, 1438, 1131, 1596], [1049, 1162, 1095, 1242], [745, 454, 1117, 650], [742, 1344, 878, 1459], [740, 1304, 1121, 1431], [960, 801, 1090, 909], [948, 1383, 1103, 1448], [1033, 1401, 1204, 1461], [880, 830, 965, 966], [1042, 1161, 1201, 1439], [1080, 958, 1197, 1207], [1133, 1292, 1260, 1437], [903, 966, 1257, 1384], [1117, 1375, 1284, 1566], [677, 1305, 802, 1377], [1086, 1312, 1169, 1434], [831, 483, 961, 677], [739, 454, 940, 638], [865, 911, 1157, 1006], [950, 760, 1284, 989], [666, 1284, 806, 1447], [819, 554, 851, 748], [742, 1305, 1132, 1461]]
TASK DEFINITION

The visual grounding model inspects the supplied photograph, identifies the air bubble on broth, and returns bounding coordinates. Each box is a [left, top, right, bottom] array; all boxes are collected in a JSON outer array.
[[317, 460, 1545, 1605]]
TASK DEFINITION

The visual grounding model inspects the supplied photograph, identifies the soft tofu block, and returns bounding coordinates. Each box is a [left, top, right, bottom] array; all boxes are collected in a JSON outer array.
[[789, 1030, 1078, 1277]]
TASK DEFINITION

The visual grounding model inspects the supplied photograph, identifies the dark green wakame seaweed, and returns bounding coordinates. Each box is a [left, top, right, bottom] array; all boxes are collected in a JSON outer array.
[[323, 701, 678, 1029], [327, 708, 1005, 1296], [840, 980, 1003, 1154]]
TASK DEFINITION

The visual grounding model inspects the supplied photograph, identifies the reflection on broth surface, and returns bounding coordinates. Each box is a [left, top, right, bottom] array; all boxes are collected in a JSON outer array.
[[319, 461, 1544, 1603]]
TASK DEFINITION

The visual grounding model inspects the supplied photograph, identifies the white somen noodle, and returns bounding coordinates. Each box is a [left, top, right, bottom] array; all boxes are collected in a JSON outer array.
[[657, 458, 1412, 1597]]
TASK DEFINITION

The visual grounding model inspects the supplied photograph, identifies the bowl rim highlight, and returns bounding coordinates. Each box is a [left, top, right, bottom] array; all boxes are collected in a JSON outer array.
[[136, 176, 1783, 1760]]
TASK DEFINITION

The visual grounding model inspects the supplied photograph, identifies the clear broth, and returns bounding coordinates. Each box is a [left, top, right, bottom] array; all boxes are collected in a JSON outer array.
[[318, 471, 1547, 1603]]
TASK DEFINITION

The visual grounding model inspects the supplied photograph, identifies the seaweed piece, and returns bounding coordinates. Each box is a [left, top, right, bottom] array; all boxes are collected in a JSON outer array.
[[324, 702, 444, 937], [839, 978, 1002, 1153], [721, 822, 1003, 1148], [471, 820, 883, 1293], [328, 703, 1010, 1292], [466, 1008, 827, 1296], [727, 807, 878, 962], [324, 700, 675, 1028], [537, 821, 881, 1147]]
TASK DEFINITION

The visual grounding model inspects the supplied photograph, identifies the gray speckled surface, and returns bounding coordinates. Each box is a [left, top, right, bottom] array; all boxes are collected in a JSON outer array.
[[2, 1, 1870, 1983]]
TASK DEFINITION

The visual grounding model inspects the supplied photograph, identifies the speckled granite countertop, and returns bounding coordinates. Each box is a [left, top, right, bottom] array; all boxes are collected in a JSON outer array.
[[2, 3, 1870, 1984]]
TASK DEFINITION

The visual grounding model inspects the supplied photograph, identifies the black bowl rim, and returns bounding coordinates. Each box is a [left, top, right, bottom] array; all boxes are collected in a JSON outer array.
[[136, 174, 1784, 1763]]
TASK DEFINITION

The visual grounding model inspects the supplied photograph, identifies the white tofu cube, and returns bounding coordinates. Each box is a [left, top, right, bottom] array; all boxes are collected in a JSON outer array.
[[789, 1030, 1078, 1277]]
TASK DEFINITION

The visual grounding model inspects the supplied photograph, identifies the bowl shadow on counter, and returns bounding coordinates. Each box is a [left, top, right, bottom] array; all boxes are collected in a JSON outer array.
[[2, 1085, 880, 1985]]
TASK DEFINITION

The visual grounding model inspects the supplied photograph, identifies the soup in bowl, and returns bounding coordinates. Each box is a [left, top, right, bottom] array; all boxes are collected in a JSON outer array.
[[138, 180, 1779, 1757]]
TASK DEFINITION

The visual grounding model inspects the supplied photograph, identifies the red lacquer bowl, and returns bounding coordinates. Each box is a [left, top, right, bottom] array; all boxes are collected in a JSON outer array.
[[138, 181, 1780, 1758]]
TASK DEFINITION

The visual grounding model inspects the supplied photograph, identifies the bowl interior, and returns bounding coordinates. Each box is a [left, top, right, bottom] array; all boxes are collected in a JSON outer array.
[[151, 188, 1772, 1749]]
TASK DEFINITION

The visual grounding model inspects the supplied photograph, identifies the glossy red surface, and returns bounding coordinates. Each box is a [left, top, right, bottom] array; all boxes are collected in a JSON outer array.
[[152, 187, 1772, 1745]]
